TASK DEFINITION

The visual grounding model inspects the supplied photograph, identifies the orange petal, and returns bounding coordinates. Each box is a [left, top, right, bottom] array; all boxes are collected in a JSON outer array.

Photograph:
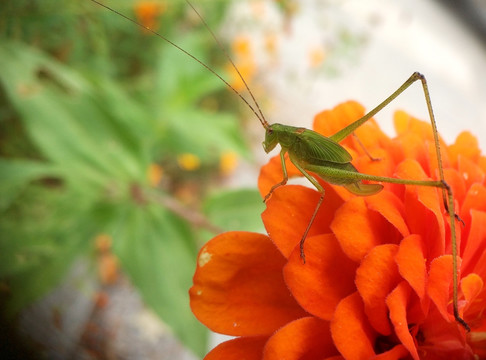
[[479, 155, 486, 174], [263, 317, 338, 359], [284, 234, 357, 320], [448, 131, 481, 166], [258, 154, 301, 198], [356, 244, 401, 335], [331, 292, 376, 359], [262, 185, 342, 258], [444, 167, 467, 209], [461, 273, 483, 306], [190, 232, 307, 336], [458, 156, 485, 191], [393, 110, 412, 136], [331, 197, 395, 262], [353, 148, 396, 180], [427, 255, 457, 322], [394, 111, 438, 144], [366, 190, 409, 238], [463, 210, 486, 275], [394, 159, 445, 259], [386, 281, 420, 360], [205, 336, 267, 360], [463, 274, 486, 328], [313, 101, 365, 139], [460, 183, 486, 232], [395, 133, 431, 174], [396, 235, 427, 302]]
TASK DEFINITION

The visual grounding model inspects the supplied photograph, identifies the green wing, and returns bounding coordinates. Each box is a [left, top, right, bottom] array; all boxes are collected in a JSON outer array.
[[295, 129, 352, 164]]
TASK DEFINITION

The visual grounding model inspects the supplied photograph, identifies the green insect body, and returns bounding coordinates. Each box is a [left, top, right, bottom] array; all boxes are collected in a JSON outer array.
[[263, 123, 384, 193]]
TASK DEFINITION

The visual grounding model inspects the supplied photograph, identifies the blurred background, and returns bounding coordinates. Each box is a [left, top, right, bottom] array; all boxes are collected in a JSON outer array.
[[1, 0, 485, 359]]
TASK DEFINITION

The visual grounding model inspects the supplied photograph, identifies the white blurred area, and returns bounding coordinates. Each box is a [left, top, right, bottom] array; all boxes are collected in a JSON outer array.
[[223, 0, 486, 157]]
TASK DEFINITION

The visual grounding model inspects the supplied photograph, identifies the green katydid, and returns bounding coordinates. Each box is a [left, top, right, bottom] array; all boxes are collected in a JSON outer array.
[[90, 0, 469, 331]]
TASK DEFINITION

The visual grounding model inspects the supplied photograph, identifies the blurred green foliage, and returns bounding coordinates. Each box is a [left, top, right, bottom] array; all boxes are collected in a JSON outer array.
[[0, 0, 264, 356]]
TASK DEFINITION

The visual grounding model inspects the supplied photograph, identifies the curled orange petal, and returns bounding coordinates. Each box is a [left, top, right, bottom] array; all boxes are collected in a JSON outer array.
[[356, 244, 401, 335], [262, 185, 342, 258], [331, 292, 376, 359], [190, 232, 307, 336], [284, 234, 357, 320], [365, 190, 409, 237], [396, 235, 427, 302], [386, 281, 420, 360], [331, 197, 395, 262], [427, 255, 457, 322], [395, 159, 445, 259], [461, 273, 483, 305], [263, 317, 338, 359]]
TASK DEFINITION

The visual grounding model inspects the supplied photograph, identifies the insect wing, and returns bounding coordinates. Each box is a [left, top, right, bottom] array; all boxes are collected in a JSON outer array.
[[297, 129, 352, 164]]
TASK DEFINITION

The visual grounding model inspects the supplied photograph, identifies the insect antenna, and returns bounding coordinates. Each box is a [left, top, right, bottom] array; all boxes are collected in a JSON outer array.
[[89, 0, 270, 130], [184, 1, 269, 129]]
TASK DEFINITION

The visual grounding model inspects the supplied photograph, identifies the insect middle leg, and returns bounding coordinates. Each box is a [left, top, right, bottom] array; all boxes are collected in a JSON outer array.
[[288, 159, 326, 264], [352, 133, 381, 161]]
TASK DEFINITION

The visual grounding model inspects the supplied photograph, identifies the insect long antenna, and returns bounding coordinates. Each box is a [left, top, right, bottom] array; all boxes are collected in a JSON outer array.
[[184, 1, 270, 130], [89, 0, 269, 130]]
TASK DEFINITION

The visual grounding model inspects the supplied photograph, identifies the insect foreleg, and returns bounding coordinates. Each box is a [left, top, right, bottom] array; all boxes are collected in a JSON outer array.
[[264, 150, 289, 202], [288, 158, 326, 264]]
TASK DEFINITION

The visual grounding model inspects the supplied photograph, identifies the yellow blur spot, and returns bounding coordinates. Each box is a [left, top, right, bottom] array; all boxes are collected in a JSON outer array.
[[177, 153, 201, 171], [233, 37, 252, 57], [147, 163, 164, 187], [220, 151, 238, 176], [309, 46, 326, 68], [227, 36, 256, 91]]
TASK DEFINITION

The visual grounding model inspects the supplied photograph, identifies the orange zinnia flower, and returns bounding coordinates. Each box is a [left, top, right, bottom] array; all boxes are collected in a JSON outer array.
[[190, 101, 486, 359]]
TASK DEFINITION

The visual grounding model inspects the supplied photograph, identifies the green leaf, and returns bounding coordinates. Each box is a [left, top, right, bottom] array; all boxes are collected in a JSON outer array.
[[0, 41, 148, 190], [203, 188, 265, 232], [163, 108, 249, 162], [113, 204, 208, 357], [0, 188, 98, 314], [0, 159, 58, 211]]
